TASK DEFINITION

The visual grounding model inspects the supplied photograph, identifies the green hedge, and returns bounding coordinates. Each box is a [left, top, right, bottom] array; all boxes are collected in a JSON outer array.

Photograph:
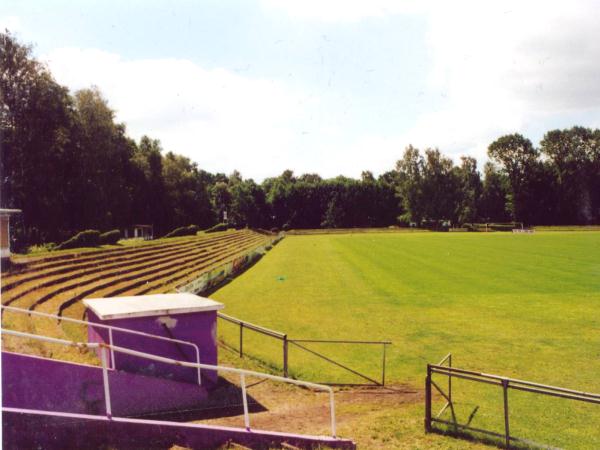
[[55, 230, 101, 250], [205, 223, 228, 233], [164, 224, 199, 238], [99, 229, 121, 245]]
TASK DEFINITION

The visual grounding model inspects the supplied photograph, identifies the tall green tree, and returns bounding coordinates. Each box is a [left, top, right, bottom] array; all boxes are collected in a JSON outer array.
[[540, 127, 599, 224], [1, 31, 77, 244], [488, 134, 538, 223]]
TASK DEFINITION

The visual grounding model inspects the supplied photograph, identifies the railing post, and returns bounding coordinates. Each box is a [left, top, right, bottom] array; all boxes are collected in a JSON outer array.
[[425, 364, 432, 432], [239, 322, 244, 358], [381, 343, 387, 386], [283, 335, 288, 378], [329, 388, 337, 438], [100, 346, 112, 419], [108, 327, 115, 369], [240, 373, 250, 430], [502, 379, 510, 448]]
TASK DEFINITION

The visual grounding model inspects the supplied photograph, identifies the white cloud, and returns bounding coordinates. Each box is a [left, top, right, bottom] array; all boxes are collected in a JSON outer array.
[[0, 15, 22, 32], [262, 0, 600, 166], [44, 47, 318, 180], [40, 1, 600, 180], [415, 0, 600, 161]]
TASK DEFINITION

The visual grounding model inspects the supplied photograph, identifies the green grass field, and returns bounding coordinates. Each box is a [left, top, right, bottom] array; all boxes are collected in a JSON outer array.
[[213, 232, 600, 449]]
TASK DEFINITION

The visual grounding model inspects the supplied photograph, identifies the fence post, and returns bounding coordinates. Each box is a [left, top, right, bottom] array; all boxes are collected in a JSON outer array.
[[502, 379, 510, 448], [448, 354, 452, 404], [381, 343, 387, 386], [283, 335, 288, 378], [239, 322, 243, 358], [425, 364, 432, 432]]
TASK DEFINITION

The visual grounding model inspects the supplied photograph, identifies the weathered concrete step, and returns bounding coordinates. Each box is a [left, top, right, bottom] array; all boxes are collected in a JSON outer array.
[[3, 408, 356, 449]]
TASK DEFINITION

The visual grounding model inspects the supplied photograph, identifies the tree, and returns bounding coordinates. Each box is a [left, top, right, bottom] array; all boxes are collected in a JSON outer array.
[[488, 134, 538, 223], [479, 162, 509, 222], [1, 31, 77, 244], [455, 156, 482, 224], [395, 145, 425, 224], [541, 127, 599, 224]]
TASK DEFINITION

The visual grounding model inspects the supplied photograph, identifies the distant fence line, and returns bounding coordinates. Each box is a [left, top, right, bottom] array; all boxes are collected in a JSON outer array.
[[176, 232, 284, 295]]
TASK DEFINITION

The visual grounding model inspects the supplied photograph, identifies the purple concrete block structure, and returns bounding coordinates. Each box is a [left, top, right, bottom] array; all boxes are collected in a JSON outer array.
[[84, 293, 223, 386], [2, 352, 208, 417]]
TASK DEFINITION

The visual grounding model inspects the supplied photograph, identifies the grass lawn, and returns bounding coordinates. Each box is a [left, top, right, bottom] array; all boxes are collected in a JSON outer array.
[[213, 231, 600, 449]]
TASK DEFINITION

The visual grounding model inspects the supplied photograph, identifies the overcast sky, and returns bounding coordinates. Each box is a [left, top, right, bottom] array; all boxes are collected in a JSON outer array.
[[2, 1, 600, 180]]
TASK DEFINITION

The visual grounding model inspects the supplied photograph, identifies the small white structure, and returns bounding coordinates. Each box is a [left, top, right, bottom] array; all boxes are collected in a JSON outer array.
[[1, 209, 21, 261], [83, 293, 224, 321], [124, 224, 154, 240]]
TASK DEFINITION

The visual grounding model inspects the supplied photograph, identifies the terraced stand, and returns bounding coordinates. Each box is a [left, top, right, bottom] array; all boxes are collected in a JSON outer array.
[[1, 230, 279, 363]]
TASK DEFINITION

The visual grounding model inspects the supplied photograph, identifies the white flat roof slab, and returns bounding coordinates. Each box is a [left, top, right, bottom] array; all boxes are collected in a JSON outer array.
[[83, 293, 224, 320]]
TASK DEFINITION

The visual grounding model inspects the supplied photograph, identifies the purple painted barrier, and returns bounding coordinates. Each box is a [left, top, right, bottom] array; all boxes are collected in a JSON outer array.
[[3, 408, 356, 449], [2, 352, 208, 417], [85, 294, 222, 386]]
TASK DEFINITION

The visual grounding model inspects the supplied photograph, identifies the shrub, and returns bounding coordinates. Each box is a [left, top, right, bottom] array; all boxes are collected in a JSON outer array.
[[55, 230, 101, 250], [164, 224, 199, 238], [99, 229, 121, 245], [27, 243, 56, 253], [205, 223, 228, 233]]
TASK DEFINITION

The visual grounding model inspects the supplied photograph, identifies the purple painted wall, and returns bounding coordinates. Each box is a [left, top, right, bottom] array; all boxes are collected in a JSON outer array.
[[3, 408, 356, 450], [87, 309, 218, 385], [2, 352, 208, 417]]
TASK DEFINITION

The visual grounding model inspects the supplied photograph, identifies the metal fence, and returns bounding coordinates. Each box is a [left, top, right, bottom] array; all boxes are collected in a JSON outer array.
[[218, 313, 391, 386], [425, 354, 600, 448]]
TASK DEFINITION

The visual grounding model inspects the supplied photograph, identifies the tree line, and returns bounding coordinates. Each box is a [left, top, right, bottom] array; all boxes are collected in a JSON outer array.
[[1, 32, 599, 250]]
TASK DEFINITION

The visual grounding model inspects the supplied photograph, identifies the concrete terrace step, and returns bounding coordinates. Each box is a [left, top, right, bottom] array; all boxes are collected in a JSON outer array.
[[3, 408, 356, 450]]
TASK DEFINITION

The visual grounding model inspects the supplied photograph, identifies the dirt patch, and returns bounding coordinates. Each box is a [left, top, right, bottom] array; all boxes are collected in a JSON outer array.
[[197, 376, 422, 439]]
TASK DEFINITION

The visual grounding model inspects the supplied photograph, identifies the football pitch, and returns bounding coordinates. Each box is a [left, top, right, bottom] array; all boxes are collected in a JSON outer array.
[[214, 231, 600, 448]]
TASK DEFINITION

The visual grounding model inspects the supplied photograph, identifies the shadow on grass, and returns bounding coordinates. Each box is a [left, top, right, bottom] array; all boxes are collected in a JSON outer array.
[[430, 423, 549, 450]]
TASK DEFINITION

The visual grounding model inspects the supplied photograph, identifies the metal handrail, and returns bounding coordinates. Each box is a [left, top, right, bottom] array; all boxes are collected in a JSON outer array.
[[1, 305, 202, 385], [218, 313, 286, 339], [217, 312, 392, 385], [428, 364, 600, 401], [289, 339, 392, 345], [1, 328, 337, 438], [425, 357, 600, 448]]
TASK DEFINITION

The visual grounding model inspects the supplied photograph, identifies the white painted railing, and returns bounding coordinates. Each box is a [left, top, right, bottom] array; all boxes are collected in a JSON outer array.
[[1, 305, 202, 385], [1, 328, 337, 438]]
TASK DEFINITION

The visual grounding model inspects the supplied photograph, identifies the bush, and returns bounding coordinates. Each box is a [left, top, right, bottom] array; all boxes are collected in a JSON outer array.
[[164, 224, 199, 238], [27, 242, 56, 254], [55, 230, 101, 250], [99, 229, 121, 245], [205, 223, 228, 233]]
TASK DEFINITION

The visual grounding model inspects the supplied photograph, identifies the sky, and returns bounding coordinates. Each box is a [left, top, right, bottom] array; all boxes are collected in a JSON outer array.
[[2, 0, 600, 181]]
